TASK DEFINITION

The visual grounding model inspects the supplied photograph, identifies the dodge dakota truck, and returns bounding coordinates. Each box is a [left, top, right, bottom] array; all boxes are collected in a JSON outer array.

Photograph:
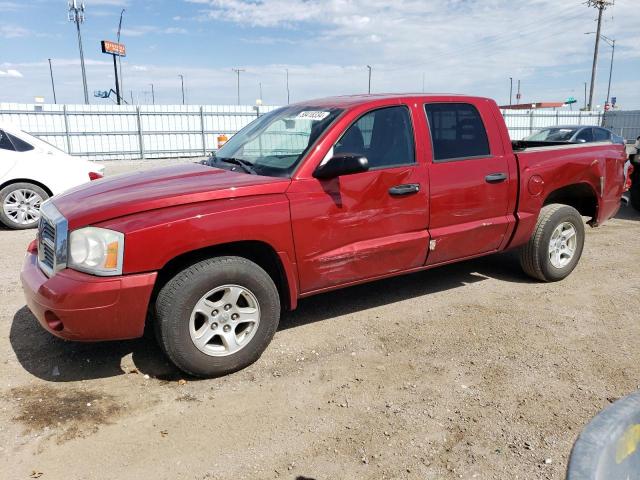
[[21, 94, 627, 377]]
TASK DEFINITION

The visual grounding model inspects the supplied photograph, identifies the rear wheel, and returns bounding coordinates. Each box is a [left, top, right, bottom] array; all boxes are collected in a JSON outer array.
[[631, 180, 640, 212], [155, 256, 280, 377], [0, 182, 49, 229], [519, 204, 585, 282]]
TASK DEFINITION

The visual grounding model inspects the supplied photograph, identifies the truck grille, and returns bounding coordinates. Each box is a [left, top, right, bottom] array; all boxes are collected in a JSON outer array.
[[39, 217, 56, 270], [37, 202, 68, 277]]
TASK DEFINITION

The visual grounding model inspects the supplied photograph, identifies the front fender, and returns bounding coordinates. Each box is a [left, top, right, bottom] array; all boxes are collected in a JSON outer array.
[[98, 195, 296, 276]]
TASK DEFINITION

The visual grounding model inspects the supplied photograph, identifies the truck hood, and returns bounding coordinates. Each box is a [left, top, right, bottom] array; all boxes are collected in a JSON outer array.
[[52, 163, 291, 228]]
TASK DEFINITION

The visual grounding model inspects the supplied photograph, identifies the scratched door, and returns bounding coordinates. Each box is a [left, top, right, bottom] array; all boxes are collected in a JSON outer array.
[[287, 105, 430, 294]]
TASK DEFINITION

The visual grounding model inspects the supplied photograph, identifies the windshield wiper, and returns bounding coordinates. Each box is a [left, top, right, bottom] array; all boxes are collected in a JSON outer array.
[[215, 157, 258, 175]]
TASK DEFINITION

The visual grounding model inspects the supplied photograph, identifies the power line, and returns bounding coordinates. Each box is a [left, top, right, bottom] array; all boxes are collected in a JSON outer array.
[[377, 5, 579, 73]]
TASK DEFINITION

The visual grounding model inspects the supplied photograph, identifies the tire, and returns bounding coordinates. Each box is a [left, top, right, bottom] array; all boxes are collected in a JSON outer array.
[[630, 181, 640, 212], [155, 256, 281, 377], [0, 182, 49, 230], [519, 204, 585, 282]]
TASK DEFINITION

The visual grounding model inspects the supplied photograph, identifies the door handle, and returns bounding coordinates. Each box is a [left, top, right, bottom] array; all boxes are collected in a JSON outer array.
[[485, 173, 507, 183], [389, 183, 420, 196]]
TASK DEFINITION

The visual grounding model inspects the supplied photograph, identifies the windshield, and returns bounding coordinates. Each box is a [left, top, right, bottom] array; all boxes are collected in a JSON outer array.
[[525, 128, 579, 142], [213, 105, 343, 177]]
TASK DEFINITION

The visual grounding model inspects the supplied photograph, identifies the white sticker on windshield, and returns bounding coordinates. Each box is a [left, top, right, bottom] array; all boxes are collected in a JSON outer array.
[[296, 111, 330, 121]]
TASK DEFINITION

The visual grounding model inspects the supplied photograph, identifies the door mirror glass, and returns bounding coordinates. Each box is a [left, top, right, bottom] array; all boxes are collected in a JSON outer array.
[[313, 154, 369, 179]]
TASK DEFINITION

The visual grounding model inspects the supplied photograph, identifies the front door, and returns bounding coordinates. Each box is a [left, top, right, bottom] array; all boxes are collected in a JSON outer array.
[[288, 105, 430, 294]]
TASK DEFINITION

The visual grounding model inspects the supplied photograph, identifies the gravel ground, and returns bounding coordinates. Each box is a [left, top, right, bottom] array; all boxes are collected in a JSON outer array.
[[1, 158, 639, 480]]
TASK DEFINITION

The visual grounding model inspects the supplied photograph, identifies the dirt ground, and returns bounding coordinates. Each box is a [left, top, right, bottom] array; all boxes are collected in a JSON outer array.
[[1, 158, 639, 480]]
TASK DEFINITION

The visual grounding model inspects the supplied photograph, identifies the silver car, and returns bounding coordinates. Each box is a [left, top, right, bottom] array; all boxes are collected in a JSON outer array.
[[525, 125, 625, 144]]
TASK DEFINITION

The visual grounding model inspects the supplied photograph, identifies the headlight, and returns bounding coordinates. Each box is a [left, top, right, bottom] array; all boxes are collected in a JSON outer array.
[[68, 227, 124, 276]]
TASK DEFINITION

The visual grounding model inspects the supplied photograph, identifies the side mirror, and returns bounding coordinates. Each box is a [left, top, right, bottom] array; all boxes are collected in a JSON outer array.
[[313, 154, 369, 179]]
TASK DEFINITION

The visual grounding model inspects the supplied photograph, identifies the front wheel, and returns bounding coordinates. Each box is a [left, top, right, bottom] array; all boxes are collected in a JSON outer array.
[[155, 256, 281, 377], [519, 204, 585, 282]]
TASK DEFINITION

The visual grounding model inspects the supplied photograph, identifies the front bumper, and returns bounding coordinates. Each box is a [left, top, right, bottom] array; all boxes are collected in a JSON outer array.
[[21, 251, 157, 341]]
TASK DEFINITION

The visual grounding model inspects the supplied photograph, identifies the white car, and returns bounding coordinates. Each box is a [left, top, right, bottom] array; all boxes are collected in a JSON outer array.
[[0, 123, 104, 229]]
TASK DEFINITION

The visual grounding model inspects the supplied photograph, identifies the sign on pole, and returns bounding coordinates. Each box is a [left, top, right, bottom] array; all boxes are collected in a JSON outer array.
[[101, 40, 126, 57], [100, 40, 126, 105]]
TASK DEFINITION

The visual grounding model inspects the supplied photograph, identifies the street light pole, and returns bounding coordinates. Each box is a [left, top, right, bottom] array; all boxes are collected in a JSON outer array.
[[366, 65, 372, 94], [586, 1, 613, 111], [585, 32, 616, 109], [285, 69, 290, 104], [68, 1, 89, 104], [48, 59, 57, 104], [232, 68, 245, 105], [509, 77, 513, 106], [117, 9, 125, 102], [605, 38, 615, 107], [150, 83, 155, 105], [178, 74, 185, 104]]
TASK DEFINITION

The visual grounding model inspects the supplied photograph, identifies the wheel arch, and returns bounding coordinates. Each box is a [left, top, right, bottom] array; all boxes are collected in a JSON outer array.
[[543, 182, 599, 222], [0, 178, 54, 198], [152, 240, 295, 313]]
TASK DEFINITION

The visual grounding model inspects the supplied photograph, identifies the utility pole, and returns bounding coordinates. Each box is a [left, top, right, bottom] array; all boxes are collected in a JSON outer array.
[[178, 74, 185, 104], [259, 82, 263, 103], [150, 83, 155, 105], [285, 69, 290, 104], [48, 59, 57, 104], [68, 1, 89, 104], [606, 38, 615, 108], [232, 68, 244, 105], [584, 82, 587, 110], [366, 65, 372, 94], [586, 0, 614, 111], [509, 77, 513, 106], [117, 9, 125, 100], [516, 80, 521, 104]]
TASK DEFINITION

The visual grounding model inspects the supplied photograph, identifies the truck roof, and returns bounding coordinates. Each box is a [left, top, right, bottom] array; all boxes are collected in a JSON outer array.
[[290, 93, 492, 108]]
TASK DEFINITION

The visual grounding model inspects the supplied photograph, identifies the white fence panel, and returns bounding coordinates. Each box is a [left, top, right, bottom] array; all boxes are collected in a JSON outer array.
[[0, 103, 278, 160], [500, 109, 604, 140], [2, 103, 636, 159]]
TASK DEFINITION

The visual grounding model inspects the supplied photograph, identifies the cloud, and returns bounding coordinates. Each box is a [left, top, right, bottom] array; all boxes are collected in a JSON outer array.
[[89, 0, 129, 5], [120, 25, 188, 36], [0, 25, 29, 38], [0, 1, 20, 12], [0, 69, 23, 78]]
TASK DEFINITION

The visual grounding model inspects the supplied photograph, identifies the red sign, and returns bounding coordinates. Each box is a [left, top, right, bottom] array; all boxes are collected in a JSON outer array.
[[101, 40, 126, 57]]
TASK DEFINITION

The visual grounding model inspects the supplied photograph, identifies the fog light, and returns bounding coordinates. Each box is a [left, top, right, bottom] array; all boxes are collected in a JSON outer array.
[[45, 311, 64, 331]]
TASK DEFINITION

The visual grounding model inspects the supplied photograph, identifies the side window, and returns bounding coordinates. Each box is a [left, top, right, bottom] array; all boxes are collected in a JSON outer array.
[[335, 106, 415, 168], [6, 133, 34, 152], [576, 128, 594, 143], [424, 103, 490, 161], [0, 130, 15, 151], [593, 128, 610, 141]]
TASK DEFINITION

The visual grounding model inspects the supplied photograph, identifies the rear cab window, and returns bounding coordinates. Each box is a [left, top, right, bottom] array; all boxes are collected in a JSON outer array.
[[424, 103, 490, 162]]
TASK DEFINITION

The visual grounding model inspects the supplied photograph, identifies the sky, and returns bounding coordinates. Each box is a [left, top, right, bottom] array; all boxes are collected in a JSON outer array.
[[0, 0, 639, 108]]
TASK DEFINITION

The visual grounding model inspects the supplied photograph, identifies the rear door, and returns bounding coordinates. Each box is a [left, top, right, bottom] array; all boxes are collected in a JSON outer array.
[[423, 101, 514, 265]]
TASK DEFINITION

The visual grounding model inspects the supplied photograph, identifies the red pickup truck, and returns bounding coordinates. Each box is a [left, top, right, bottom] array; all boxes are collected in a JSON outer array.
[[21, 94, 627, 377]]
